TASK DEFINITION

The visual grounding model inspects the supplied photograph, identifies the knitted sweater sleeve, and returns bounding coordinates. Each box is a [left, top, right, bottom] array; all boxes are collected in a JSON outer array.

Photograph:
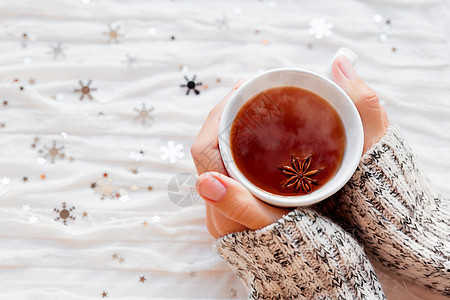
[[213, 125, 450, 299], [323, 125, 450, 296], [214, 208, 386, 299]]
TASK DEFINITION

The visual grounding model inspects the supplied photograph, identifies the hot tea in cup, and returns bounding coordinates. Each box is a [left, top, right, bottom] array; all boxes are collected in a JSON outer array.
[[230, 86, 346, 196], [219, 51, 363, 207]]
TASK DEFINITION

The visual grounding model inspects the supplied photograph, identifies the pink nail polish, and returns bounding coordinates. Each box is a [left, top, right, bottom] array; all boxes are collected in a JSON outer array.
[[338, 56, 359, 81], [197, 175, 227, 201]]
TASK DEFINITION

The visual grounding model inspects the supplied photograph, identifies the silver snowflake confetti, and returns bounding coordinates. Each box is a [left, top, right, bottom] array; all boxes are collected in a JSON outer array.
[[309, 18, 333, 39], [160, 141, 184, 164], [180, 75, 202, 95], [1, 177, 10, 186], [123, 54, 138, 68], [216, 14, 229, 30], [48, 42, 66, 60], [54, 202, 76, 225], [92, 177, 116, 200], [152, 215, 161, 223], [74, 80, 97, 101], [103, 24, 123, 43], [38, 141, 65, 163], [91, 174, 132, 201], [134, 103, 154, 125], [22, 204, 30, 212], [28, 215, 38, 224]]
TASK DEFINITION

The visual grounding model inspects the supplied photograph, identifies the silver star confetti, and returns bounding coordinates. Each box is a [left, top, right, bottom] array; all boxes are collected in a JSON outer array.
[[28, 215, 38, 224]]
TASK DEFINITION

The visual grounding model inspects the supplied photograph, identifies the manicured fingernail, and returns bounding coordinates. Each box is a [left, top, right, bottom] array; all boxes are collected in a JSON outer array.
[[338, 56, 359, 81], [197, 175, 227, 201]]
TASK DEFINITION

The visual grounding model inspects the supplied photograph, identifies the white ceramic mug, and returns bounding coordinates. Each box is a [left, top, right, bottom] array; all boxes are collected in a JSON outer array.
[[218, 48, 364, 207]]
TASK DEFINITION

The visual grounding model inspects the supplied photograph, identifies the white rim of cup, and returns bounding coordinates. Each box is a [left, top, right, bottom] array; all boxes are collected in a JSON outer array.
[[218, 68, 364, 207]]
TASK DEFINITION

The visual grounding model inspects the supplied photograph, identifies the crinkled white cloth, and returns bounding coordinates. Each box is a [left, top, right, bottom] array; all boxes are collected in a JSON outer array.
[[0, 0, 449, 299]]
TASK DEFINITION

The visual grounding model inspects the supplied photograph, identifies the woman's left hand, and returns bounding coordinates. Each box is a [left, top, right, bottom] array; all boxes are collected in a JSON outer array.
[[191, 80, 290, 239]]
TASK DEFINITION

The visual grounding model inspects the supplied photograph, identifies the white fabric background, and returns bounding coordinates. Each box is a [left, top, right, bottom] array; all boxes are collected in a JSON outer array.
[[0, 0, 449, 299]]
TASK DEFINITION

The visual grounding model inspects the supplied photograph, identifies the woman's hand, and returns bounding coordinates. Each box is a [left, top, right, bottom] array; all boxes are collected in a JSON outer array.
[[191, 81, 290, 239], [332, 56, 389, 154], [191, 56, 389, 239]]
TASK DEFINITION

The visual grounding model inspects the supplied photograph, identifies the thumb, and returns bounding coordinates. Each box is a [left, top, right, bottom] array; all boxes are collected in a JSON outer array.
[[196, 172, 289, 230], [332, 55, 389, 153]]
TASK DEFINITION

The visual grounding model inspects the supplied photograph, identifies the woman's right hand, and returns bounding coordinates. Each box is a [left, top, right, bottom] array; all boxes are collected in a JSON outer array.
[[332, 55, 389, 154]]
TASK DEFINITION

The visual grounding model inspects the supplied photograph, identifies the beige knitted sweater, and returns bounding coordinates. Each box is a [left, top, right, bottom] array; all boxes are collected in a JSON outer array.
[[214, 126, 450, 299]]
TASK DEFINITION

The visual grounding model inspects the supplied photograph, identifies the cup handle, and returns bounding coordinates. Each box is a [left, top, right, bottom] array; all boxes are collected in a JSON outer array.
[[323, 47, 358, 80]]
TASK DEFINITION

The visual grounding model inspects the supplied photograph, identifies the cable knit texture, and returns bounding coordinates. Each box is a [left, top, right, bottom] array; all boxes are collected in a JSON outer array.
[[214, 209, 386, 300], [214, 125, 450, 299], [323, 125, 450, 296]]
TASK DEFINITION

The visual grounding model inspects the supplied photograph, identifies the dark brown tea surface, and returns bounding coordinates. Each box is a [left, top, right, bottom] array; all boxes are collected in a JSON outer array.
[[230, 86, 346, 196]]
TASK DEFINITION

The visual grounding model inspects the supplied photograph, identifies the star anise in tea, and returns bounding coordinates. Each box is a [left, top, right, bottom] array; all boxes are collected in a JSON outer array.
[[279, 154, 323, 194]]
